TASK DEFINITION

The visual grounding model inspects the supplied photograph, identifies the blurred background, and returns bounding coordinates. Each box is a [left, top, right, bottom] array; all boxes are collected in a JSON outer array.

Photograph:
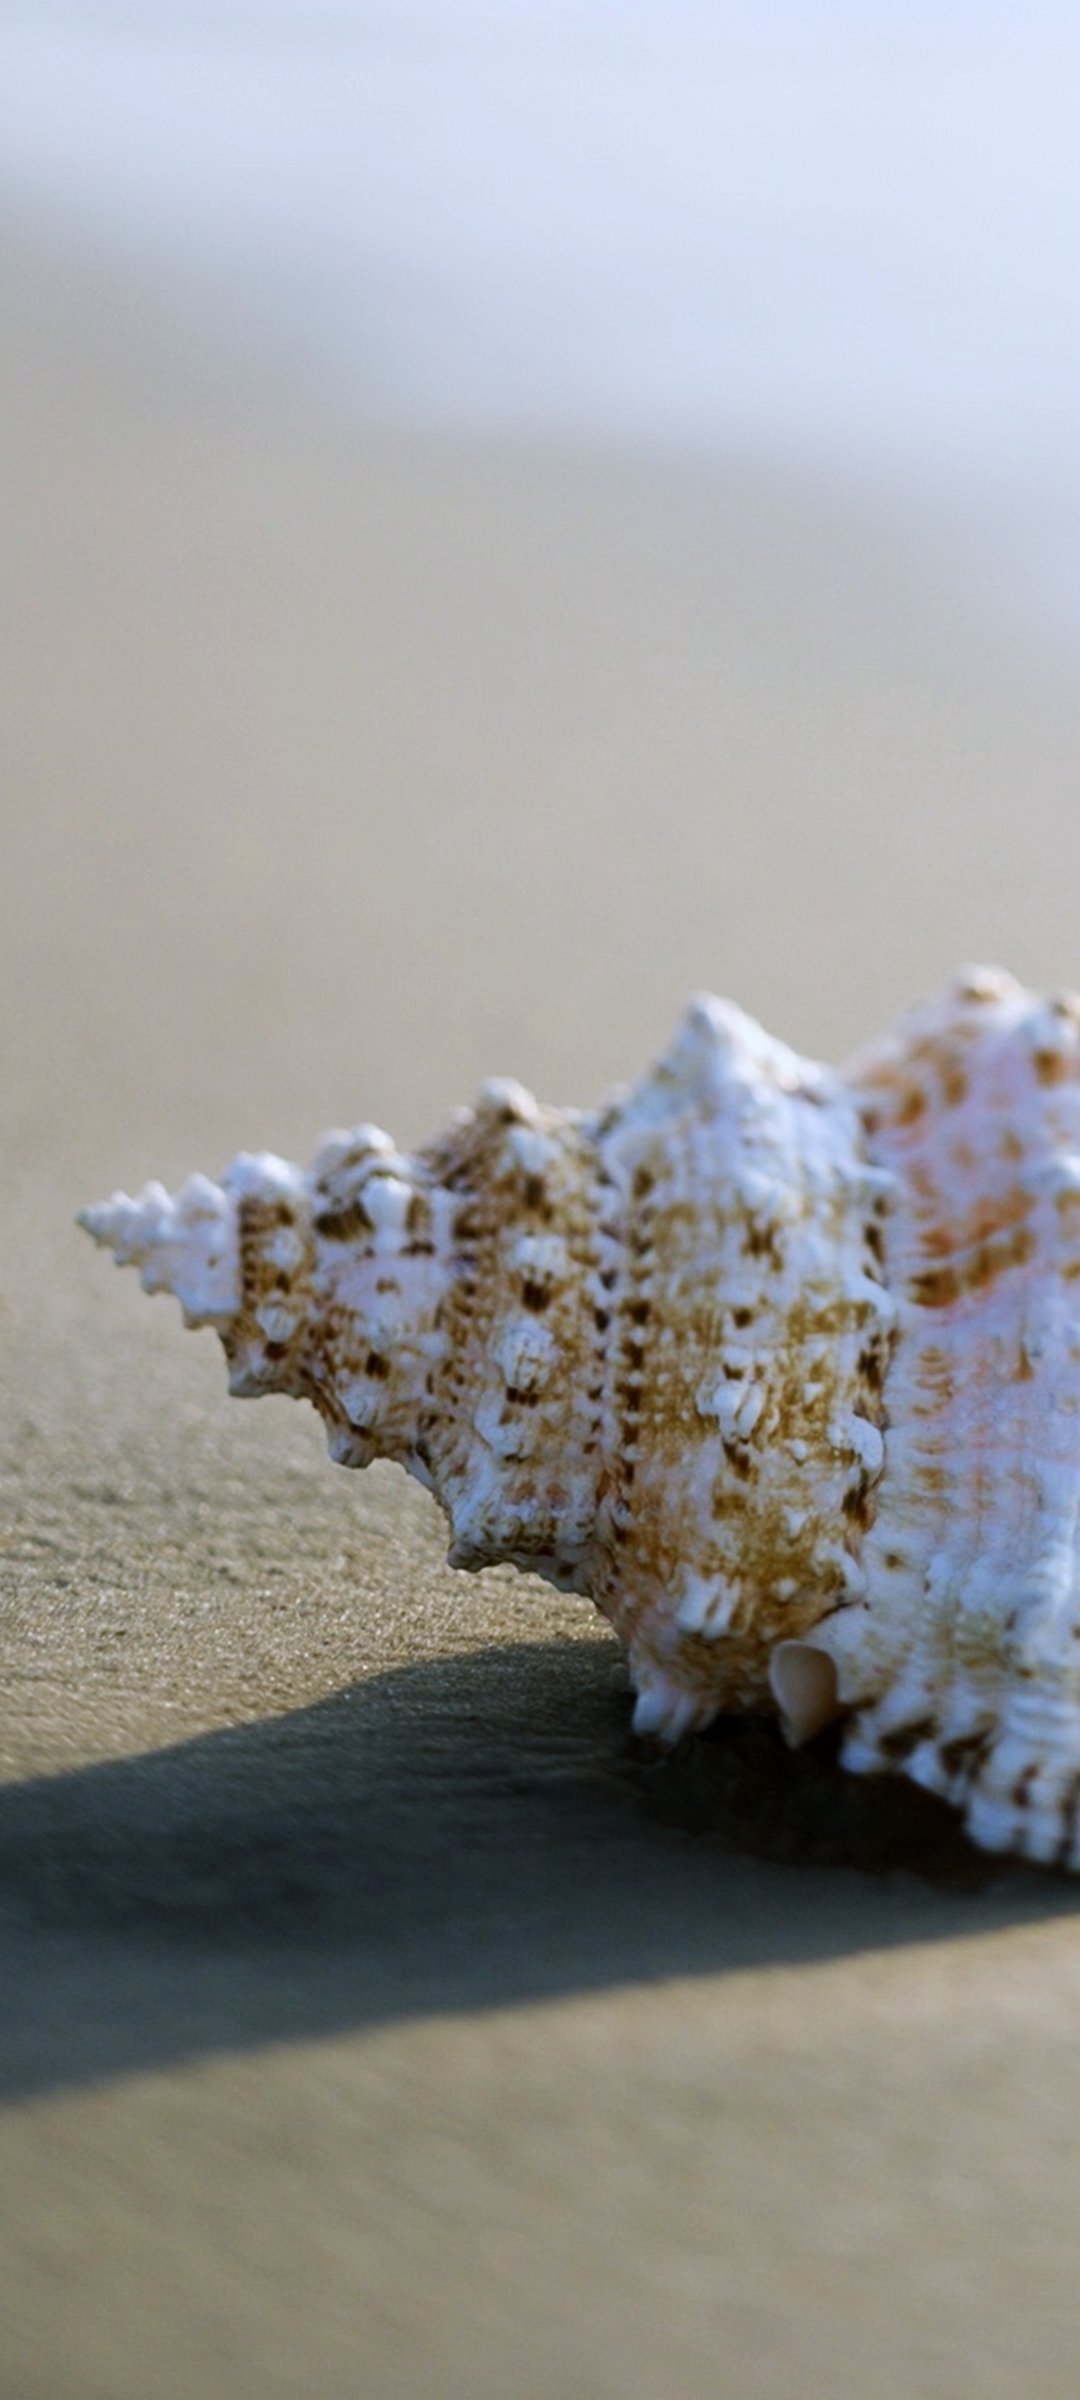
[[4, 1, 1080, 512], [3, 0, 1080, 1183], [4, 11, 1080, 2400]]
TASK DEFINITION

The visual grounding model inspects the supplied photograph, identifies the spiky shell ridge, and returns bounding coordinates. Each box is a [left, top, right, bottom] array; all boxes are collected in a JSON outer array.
[[395, 997, 892, 1739], [816, 967, 1080, 1864], [80, 968, 1080, 1867], [573, 999, 892, 1737], [82, 999, 892, 1738]]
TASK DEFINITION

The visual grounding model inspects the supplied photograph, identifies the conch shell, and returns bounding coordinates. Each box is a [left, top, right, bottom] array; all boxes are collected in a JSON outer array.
[[81, 968, 1080, 1869]]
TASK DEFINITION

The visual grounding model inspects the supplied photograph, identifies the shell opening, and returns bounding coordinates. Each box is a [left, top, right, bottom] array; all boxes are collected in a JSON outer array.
[[769, 1639, 842, 1747]]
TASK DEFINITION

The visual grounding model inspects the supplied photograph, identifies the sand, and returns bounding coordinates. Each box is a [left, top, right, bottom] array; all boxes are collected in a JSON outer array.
[[4, 221, 1080, 2398]]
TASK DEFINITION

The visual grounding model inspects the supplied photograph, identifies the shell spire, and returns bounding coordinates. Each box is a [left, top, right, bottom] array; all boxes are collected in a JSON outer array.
[[81, 971, 1080, 1869], [79, 1172, 244, 1328]]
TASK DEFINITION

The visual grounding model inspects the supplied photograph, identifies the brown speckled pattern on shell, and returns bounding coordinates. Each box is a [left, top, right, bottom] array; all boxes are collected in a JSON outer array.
[[79, 968, 1080, 1867], [824, 968, 1080, 1863], [578, 1000, 892, 1734]]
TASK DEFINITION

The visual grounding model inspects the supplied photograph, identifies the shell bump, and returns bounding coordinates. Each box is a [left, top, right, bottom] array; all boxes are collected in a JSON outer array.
[[81, 968, 1080, 1868]]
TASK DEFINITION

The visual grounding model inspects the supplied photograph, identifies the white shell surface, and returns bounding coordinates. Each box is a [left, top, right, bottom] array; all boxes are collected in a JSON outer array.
[[80, 969, 1080, 1868], [578, 997, 890, 1740], [822, 968, 1080, 1864]]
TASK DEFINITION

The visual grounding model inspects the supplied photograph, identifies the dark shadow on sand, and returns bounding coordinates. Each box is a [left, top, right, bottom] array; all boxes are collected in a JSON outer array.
[[2, 1637, 1075, 2099]]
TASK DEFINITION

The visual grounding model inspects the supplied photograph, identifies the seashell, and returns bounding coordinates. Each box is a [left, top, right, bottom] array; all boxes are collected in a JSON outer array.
[[80, 967, 1080, 1869]]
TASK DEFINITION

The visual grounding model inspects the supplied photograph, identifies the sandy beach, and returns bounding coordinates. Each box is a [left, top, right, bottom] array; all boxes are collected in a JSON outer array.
[[5, 221, 1080, 2398]]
